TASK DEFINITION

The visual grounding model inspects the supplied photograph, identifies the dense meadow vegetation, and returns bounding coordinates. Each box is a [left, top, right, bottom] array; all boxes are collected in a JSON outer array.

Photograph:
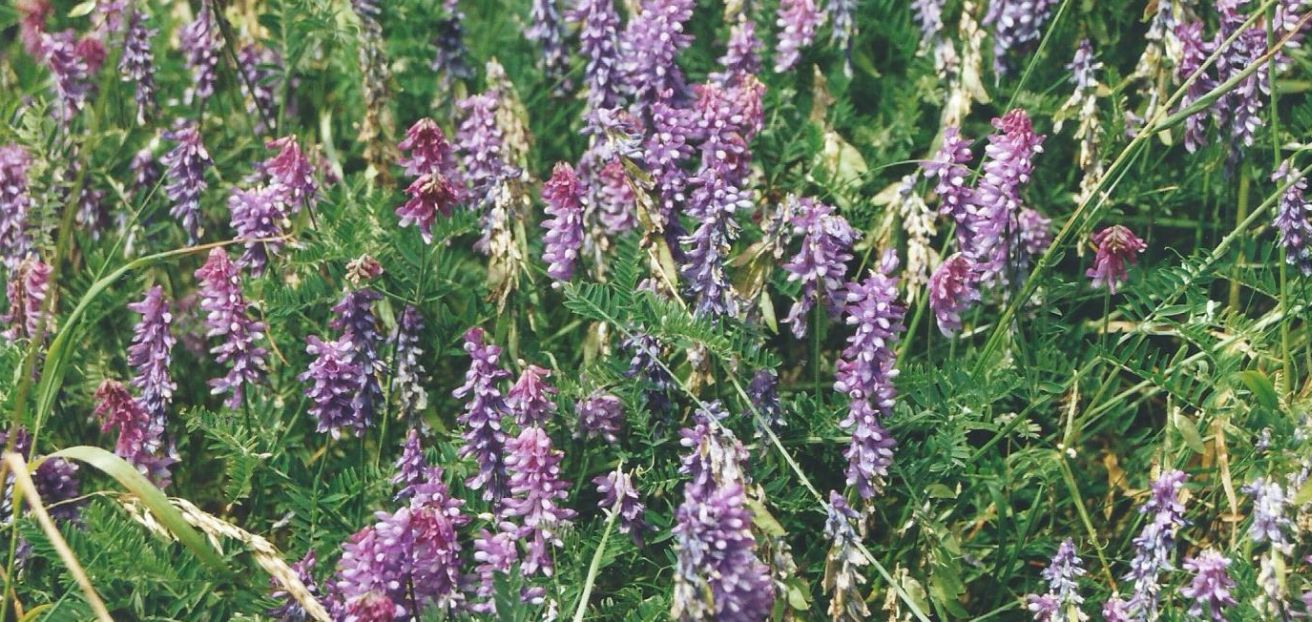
[[1, 0, 1312, 619]]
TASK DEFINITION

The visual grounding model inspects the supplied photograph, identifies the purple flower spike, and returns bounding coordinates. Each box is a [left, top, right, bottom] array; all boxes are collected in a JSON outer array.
[[162, 122, 213, 243], [238, 43, 281, 135], [1273, 161, 1312, 276], [1, 427, 83, 523], [527, 0, 570, 91], [94, 379, 170, 484], [3, 256, 54, 341], [392, 428, 426, 502], [774, 0, 825, 73], [456, 93, 507, 196], [453, 327, 511, 503], [301, 335, 362, 439], [431, 0, 473, 89], [928, 253, 981, 337], [571, 0, 622, 111], [1175, 21, 1214, 153], [971, 109, 1045, 285], [263, 136, 317, 213], [131, 147, 159, 195], [393, 305, 429, 420], [470, 525, 518, 614], [541, 162, 585, 282], [1102, 597, 1131, 622], [829, 0, 857, 76], [127, 286, 176, 428], [399, 174, 460, 243], [713, 19, 763, 86], [594, 467, 646, 544], [1025, 594, 1060, 622], [507, 364, 557, 427], [671, 481, 775, 622], [180, 0, 221, 105], [746, 369, 785, 432], [834, 251, 905, 500], [0, 145, 34, 268], [923, 127, 975, 239], [399, 118, 461, 180], [1180, 550, 1236, 622], [1086, 225, 1146, 294], [504, 426, 575, 576], [228, 186, 283, 274], [195, 248, 267, 409], [781, 196, 857, 338], [331, 288, 384, 431], [983, 0, 1058, 76], [1026, 539, 1086, 621], [1125, 470, 1189, 621], [576, 391, 624, 442], [618, 0, 695, 109], [119, 10, 156, 125], [41, 30, 105, 124]]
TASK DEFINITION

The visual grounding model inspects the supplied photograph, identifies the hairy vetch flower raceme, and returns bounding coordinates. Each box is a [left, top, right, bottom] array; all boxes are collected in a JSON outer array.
[[594, 467, 646, 544], [40, 30, 105, 124], [912, 0, 946, 42], [618, 0, 694, 109], [834, 252, 905, 500], [829, 0, 857, 76], [301, 335, 364, 439], [1247, 477, 1294, 617], [453, 327, 511, 503], [399, 173, 461, 244], [1180, 549, 1236, 622], [970, 109, 1044, 285], [504, 426, 575, 576], [671, 480, 774, 622], [263, 136, 317, 213], [1174, 21, 1214, 153], [470, 524, 518, 614], [0, 145, 34, 268], [393, 305, 429, 421], [238, 43, 281, 135], [162, 122, 213, 243], [431, 0, 472, 90], [983, 0, 1058, 76], [128, 285, 175, 428], [3, 256, 54, 341], [399, 118, 461, 180], [507, 364, 557, 427], [575, 391, 624, 442], [397, 119, 463, 242], [180, 0, 220, 105], [713, 19, 764, 86], [1215, 0, 1270, 158], [228, 186, 284, 274], [392, 428, 426, 502], [0, 427, 82, 524], [1026, 539, 1088, 622], [1086, 225, 1146, 294], [456, 92, 507, 199], [195, 248, 268, 408], [747, 368, 785, 432], [781, 196, 857, 338], [131, 147, 159, 195], [119, 10, 156, 125], [541, 162, 585, 282], [331, 288, 384, 432], [1273, 161, 1312, 276], [1124, 470, 1188, 621], [527, 0, 570, 91], [267, 550, 318, 621], [823, 491, 870, 621], [923, 126, 975, 241], [643, 100, 697, 225], [94, 379, 170, 483], [571, 0, 622, 111], [774, 0, 825, 73]]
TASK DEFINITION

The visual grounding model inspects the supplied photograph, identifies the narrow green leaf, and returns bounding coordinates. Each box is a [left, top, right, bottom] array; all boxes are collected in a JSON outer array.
[[1172, 411, 1206, 454], [1233, 370, 1279, 411]]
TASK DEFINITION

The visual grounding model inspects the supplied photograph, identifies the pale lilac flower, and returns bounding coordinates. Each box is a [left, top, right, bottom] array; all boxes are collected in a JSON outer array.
[[1273, 161, 1312, 276], [1246, 477, 1293, 550], [594, 466, 646, 544], [263, 136, 317, 213], [913, 0, 946, 41], [923, 127, 975, 240], [453, 327, 511, 503], [331, 288, 384, 432], [1026, 539, 1087, 621], [0, 145, 34, 268], [1102, 597, 1132, 622], [643, 100, 697, 225], [1180, 550, 1236, 622], [1214, 0, 1269, 157], [237, 43, 280, 135], [746, 368, 785, 431], [162, 122, 212, 243], [618, 0, 694, 108], [504, 426, 575, 576], [507, 365, 556, 427], [130, 147, 159, 195], [267, 550, 318, 621], [0, 427, 82, 523], [2, 256, 54, 341], [671, 480, 774, 622], [1087, 225, 1147, 293], [456, 92, 507, 198], [41, 30, 105, 124], [834, 252, 904, 500], [541, 162, 585, 282], [571, 0, 622, 111], [1125, 470, 1189, 620], [228, 186, 283, 274], [592, 159, 637, 233], [1017, 207, 1052, 257], [393, 306, 429, 420], [983, 0, 1058, 76], [928, 253, 981, 336], [527, 0, 570, 92], [774, 0, 825, 73], [127, 285, 175, 428], [392, 428, 426, 502], [575, 391, 623, 442], [713, 19, 763, 86], [829, 0, 857, 76], [470, 524, 518, 614], [1026, 594, 1061, 622], [301, 335, 363, 439], [823, 491, 869, 621], [180, 0, 221, 105], [195, 248, 267, 408], [781, 196, 857, 338], [970, 109, 1044, 285], [1175, 21, 1214, 153], [119, 9, 156, 125]]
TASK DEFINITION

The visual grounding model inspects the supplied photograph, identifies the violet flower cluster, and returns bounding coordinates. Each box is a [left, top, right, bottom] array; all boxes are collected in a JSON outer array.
[[983, 0, 1058, 76], [1026, 539, 1087, 622], [238, 43, 281, 135], [927, 254, 981, 336], [453, 327, 512, 503], [618, 0, 694, 109], [541, 162, 585, 282], [267, 550, 318, 621], [1179, 549, 1236, 622], [393, 305, 429, 421], [1123, 470, 1188, 621], [456, 93, 508, 201], [746, 368, 785, 432], [671, 405, 774, 622], [576, 391, 624, 442], [392, 428, 427, 502], [195, 248, 268, 409], [40, 29, 105, 124], [94, 379, 172, 485], [1087, 225, 1147, 294], [118, 9, 156, 125], [823, 491, 869, 621], [594, 466, 646, 544], [1247, 477, 1294, 617], [180, 0, 220, 105], [3, 256, 53, 341], [781, 196, 857, 338], [0, 427, 82, 524], [833, 251, 905, 501], [507, 364, 557, 427], [774, 0, 825, 73], [527, 0, 570, 92], [1273, 161, 1312, 276], [571, 0, 622, 112], [397, 118, 463, 243], [0, 145, 34, 268], [127, 285, 176, 432], [971, 109, 1045, 286], [162, 122, 213, 243], [713, 20, 763, 86], [1174, 21, 1213, 153], [503, 425, 575, 577], [431, 0, 473, 90], [303, 286, 384, 438]]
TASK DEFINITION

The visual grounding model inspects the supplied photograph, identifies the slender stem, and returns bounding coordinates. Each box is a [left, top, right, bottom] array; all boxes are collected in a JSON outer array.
[[571, 472, 621, 622]]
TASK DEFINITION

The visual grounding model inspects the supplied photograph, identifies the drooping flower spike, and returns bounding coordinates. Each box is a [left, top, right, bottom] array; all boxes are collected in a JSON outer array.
[[1087, 225, 1147, 294], [453, 327, 512, 503], [541, 162, 585, 283], [194, 248, 268, 409]]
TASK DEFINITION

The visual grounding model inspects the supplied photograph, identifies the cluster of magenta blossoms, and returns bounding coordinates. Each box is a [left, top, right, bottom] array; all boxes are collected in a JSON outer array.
[[983, 0, 1058, 75], [303, 270, 384, 439], [1273, 161, 1312, 276], [161, 121, 213, 243], [671, 405, 774, 622], [618, 0, 694, 109], [0, 427, 82, 524], [1179, 549, 1237, 622], [0, 145, 34, 268], [127, 286, 176, 435], [2, 256, 53, 341], [1087, 225, 1147, 294], [834, 251, 905, 502], [781, 195, 857, 338], [180, 0, 220, 105], [229, 137, 317, 273], [773, 0, 824, 73], [503, 425, 575, 577], [93, 379, 173, 485], [594, 466, 646, 544], [195, 249, 268, 409], [540, 162, 585, 283], [396, 118, 463, 243], [575, 391, 624, 442]]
